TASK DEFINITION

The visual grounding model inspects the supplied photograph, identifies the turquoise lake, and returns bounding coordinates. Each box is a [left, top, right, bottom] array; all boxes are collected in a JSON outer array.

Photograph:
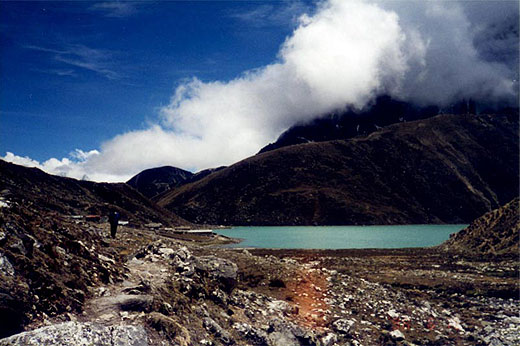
[[214, 225, 467, 249]]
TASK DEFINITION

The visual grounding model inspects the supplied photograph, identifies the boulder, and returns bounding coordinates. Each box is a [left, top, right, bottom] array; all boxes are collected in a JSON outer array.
[[267, 331, 299, 346], [0, 321, 148, 346], [0, 254, 14, 276], [194, 256, 238, 292], [116, 295, 154, 312]]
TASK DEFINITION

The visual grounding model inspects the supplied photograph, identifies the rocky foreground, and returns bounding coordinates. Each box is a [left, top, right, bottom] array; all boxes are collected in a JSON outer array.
[[1, 221, 518, 346]]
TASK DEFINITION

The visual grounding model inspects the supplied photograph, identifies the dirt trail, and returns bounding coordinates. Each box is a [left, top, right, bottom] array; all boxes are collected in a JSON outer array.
[[286, 263, 330, 330], [79, 227, 175, 326]]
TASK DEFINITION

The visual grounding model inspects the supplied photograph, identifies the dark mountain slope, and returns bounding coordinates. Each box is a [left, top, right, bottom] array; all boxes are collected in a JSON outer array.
[[0, 160, 187, 227], [127, 165, 228, 201], [158, 114, 518, 226], [441, 198, 519, 256], [127, 166, 193, 199]]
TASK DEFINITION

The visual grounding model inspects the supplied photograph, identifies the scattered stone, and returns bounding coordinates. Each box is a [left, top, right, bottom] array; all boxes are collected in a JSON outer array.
[[321, 333, 337, 346], [203, 317, 234, 345], [158, 248, 175, 259], [448, 317, 465, 332], [332, 318, 355, 334], [232, 322, 268, 345], [0, 253, 15, 276]]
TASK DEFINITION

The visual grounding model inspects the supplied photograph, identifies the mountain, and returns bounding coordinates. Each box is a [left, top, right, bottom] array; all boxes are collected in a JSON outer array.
[[158, 114, 518, 226], [259, 96, 440, 154], [127, 166, 193, 199], [127, 166, 227, 201], [259, 96, 517, 154], [441, 198, 519, 256], [0, 160, 188, 227]]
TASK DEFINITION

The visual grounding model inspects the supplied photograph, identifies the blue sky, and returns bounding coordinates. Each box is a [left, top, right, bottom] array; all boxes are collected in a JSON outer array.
[[0, 1, 305, 162], [1, 1, 517, 182]]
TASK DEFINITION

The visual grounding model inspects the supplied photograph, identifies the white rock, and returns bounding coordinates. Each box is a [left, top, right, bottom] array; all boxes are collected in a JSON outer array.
[[448, 317, 465, 332], [390, 329, 405, 341], [0, 321, 148, 346], [0, 253, 15, 276], [387, 309, 399, 319]]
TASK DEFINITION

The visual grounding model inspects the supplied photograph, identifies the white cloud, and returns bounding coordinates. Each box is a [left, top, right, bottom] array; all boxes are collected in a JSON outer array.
[[379, 1, 517, 106], [4, 0, 517, 182], [24, 44, 121, 80], [227, 2, 309, 27], [89, 2, 137, 18], [2, 150, 128, 182]]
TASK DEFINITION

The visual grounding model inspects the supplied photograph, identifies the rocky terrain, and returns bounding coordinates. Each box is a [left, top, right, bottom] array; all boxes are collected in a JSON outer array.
[[158, 114, 518, 225], [1, 116, 519, 345], [1, 223, 518, 346], [0, 160, 190, 338], [1, 159, 518, 345], [441, 197, 519, 255]]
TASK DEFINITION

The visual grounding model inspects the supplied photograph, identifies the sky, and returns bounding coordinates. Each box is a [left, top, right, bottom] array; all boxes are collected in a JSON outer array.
[[1, 0, 518, 182]]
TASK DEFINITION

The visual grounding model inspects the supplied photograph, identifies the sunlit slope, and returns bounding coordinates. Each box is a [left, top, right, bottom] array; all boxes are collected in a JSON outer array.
[[441, 197, 520, 255]]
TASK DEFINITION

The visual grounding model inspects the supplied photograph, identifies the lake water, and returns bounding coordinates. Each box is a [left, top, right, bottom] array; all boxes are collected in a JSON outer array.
[[214, 225, 467, 249]]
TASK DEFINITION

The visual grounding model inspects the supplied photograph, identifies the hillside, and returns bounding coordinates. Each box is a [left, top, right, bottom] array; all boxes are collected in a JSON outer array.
[[0, 160, 189, 337], [0, 160, 187, 227], [127, 166, 193, 199], [441, 198, 519, 255], [158, 114, 518, 226]]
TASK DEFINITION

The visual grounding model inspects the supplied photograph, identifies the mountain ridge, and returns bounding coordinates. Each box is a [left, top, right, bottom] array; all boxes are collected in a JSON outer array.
[[158, 114, 518, 226]]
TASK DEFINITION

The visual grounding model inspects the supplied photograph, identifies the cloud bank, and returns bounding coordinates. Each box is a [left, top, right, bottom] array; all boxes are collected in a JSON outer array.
[[4, 0, 518, 182]]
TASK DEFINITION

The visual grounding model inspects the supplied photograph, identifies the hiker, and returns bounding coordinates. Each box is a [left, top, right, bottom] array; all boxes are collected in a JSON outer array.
[[108, 211, 120, 239]]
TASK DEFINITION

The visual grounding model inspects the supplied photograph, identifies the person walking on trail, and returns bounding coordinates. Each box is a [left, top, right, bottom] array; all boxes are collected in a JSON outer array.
[[108, 211, 120, 239]]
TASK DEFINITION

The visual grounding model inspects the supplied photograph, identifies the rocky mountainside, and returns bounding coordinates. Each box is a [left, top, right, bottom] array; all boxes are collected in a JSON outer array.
[[158, 114, 518, 225], [441, 198, 519, 255], [127, 166, 194, 199], [0, 160, 189, 337]]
